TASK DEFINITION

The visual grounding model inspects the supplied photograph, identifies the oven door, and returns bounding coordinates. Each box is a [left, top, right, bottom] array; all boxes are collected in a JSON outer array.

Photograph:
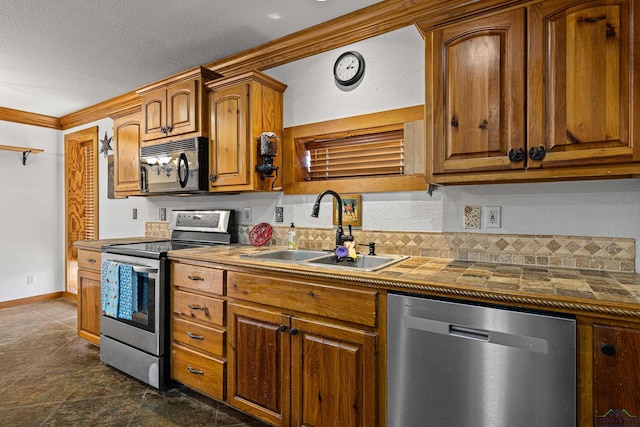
[[100, 253, 167, 356]]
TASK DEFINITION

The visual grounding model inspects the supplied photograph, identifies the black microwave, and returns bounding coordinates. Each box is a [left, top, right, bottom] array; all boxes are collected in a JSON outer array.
[[140, 137, 209, 194]]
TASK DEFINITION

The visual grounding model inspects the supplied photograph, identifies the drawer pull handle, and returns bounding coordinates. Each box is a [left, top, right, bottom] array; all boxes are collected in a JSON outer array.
[[187, 304, 209, 316], [187, 366, 204, 375], [87, 259, 97, 263], [187, 332, 204, 340], [188, 275, 205, 281]]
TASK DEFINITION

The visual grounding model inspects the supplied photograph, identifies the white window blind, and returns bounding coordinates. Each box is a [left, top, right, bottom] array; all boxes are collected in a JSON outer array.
[[305, 130, 405, 180]]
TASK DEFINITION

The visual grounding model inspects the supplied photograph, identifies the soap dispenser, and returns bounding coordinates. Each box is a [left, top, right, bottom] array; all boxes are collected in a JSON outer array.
[[287, 223, 297, 249]]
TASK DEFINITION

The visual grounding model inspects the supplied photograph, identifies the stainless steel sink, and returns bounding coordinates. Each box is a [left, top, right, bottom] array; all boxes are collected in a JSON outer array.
[[240, 249, 408, 272], [308, 254, 408, 271], [240, 249, 331, 262]]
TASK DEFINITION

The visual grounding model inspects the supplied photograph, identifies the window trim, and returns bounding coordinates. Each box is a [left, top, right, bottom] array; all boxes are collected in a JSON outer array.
[[283, 105, 426, 194]]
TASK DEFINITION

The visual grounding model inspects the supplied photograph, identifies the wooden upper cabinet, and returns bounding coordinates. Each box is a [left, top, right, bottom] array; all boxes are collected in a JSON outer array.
[[137, 66, 222, 143], [529, 0, 639, 168], [209, 83, 251, 188], [111, 109, 142, 196], [424, 0, 640, 184], [207, 70, 286, 192], [426, 8, 526, 175]]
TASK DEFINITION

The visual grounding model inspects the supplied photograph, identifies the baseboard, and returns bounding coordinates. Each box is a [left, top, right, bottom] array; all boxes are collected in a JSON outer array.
[[0, 292, 67, 309]]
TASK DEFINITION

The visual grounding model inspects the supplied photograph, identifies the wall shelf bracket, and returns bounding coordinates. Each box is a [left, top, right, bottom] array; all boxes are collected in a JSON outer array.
[[0, 144, 44, 165]]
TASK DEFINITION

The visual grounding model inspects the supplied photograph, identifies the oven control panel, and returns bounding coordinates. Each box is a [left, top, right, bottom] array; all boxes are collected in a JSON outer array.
[[170, 210, 233, 234]]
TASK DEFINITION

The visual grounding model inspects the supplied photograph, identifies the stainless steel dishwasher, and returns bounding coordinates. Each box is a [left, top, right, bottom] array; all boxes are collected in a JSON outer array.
[[387, 294, 576, 427]]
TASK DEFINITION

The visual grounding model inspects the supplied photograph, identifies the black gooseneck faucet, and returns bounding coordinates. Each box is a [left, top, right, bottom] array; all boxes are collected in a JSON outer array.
[[310, 189, 353, 248]]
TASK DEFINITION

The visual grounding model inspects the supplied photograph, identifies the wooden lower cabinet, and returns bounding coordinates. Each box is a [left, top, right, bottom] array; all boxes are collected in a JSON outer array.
[[170, 262, 227, 401], [77, 248, 101, 345], [227, 301, 377, 427], [592, 323, 640, 424]]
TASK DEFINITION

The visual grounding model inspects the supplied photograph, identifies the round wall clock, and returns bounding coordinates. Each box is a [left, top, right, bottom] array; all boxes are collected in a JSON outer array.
[[333, 51, 365, 86]]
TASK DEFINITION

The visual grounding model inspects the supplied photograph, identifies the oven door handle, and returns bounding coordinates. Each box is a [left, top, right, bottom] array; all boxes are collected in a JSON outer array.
[[132, 266, 158, 274]]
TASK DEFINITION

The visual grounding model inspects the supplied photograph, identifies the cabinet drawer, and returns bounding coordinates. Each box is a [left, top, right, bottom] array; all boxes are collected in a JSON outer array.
[[227, 272, 378, 327], [172, 316, 225, 357], [173, 289, 225, 326], [171, 344, 225, 401], [173, 263, 225, 295], [78, 249, 101, 272]]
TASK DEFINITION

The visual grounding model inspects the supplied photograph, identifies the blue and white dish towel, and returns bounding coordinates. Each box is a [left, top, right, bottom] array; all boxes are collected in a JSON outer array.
[[101, 260, 120, 318], [101, 261, 139, 320]]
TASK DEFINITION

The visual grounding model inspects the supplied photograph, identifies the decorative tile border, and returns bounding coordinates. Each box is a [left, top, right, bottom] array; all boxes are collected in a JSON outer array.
[[146, 222, 635, 273]]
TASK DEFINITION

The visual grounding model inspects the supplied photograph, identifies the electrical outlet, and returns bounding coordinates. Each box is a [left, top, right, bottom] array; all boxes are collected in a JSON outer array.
[[26, 275, 35, 285], [159, 208, 166, 221], [132, 208, 137, 220], [275, 207, 284, 223], [485, 206, 501, 228], [244, 207, 252, 222]]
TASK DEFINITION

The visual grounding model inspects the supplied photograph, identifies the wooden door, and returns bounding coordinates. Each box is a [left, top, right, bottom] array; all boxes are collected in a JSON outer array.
[[112, 110, 141, 196], [77, 269, 101, 344], [290, 317, 377, 427], [166, 79, 198, 137], [227, 302, 291, 427], [141, 88, 167, 141], [64, 127, 99, 296], [593, 324, 640, 423], [427, 8, 526, 174], [209, 83, 250, 189], [528, 0, 638, 168]]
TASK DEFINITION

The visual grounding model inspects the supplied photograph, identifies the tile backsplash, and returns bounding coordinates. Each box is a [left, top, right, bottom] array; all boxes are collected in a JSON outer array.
[[146, 222, 635, 273]]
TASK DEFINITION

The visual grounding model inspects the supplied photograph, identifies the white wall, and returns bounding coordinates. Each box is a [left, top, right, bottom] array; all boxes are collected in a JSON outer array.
[[0, 121, 63, 302]]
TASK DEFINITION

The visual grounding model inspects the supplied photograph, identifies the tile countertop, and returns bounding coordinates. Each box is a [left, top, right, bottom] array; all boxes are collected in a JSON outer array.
[[168, 245, 640, 319]]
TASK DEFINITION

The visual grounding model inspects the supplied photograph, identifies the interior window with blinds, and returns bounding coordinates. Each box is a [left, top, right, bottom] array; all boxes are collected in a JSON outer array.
[[304, 130, 405, 180]]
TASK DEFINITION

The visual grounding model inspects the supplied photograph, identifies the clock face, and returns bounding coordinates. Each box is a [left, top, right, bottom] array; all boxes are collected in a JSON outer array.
[[334, 51, 365, 86]]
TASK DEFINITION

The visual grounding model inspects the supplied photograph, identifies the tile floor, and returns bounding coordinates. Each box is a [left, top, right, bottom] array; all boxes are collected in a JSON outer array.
[[0, 298, 269, 426]]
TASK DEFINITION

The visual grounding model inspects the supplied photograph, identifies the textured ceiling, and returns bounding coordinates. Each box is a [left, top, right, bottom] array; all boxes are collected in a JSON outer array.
[[0, 0, 382, 118]]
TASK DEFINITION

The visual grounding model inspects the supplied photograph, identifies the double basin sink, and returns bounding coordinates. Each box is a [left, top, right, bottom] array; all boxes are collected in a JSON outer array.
[[240, 249, 408, 272]]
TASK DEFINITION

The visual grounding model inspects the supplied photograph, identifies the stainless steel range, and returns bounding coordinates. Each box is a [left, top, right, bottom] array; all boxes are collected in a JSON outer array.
[[100, 209, 236, 389]]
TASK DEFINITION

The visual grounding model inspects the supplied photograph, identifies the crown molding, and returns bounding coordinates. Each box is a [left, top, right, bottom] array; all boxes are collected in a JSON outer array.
[[6, 0, 533, 130], [0, 107, 62, 130]]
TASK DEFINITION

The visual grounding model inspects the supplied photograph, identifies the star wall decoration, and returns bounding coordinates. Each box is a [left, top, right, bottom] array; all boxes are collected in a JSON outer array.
[[100, 131, 113, 158]]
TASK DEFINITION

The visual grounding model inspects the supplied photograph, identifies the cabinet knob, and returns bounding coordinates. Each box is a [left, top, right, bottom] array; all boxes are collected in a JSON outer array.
[[479, 119, 489, 130], [290, 328, 299, 336], [279, 325, 287, 332], [209, 174, 217, 182], [450, 116, 459, 128], [166, 124, 173, 133], [528, 145, 546, 161], [601, 343, 616, 356], [508, 148, 525, 162]]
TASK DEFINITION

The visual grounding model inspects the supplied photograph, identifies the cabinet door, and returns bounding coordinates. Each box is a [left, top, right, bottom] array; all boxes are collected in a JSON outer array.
[[529, 0, 638, 168], [227, 302, 291, 427], [141, 89, 167, 141], [209, 83, 251, 188], [112, 111, 141, 196], [77, 269, 101, 345], [428, 8, 526, 174], [166, 79, 198, 137], [593, 324, 640, 423], [290, 317, 377, 427]]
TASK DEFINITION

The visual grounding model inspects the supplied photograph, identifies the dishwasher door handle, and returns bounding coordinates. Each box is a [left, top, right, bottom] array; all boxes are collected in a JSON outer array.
[[449, 325, 489, 341], [404, 315, 549, 354]]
